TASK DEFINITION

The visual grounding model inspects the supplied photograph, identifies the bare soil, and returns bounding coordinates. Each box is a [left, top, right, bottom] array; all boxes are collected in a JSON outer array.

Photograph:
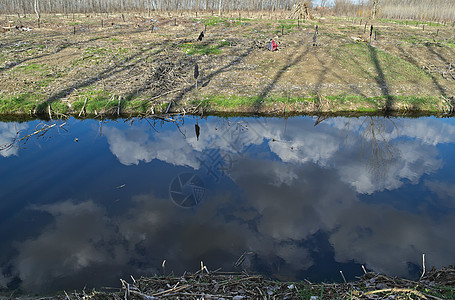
[[0, 12, 454, 116]]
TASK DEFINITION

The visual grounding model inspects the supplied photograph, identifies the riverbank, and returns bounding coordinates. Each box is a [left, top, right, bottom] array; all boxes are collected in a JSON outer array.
[[1, 13, 454, 116], [10, 265, 455, 299]]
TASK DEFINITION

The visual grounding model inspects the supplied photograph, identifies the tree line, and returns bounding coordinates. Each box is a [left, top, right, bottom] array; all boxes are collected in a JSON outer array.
[[332, 0, 454, 22], [0, 0, 454, 22], [0, 0, 297, 15]]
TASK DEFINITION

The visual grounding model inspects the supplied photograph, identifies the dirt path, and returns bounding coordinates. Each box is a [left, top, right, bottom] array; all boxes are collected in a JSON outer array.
[[0, 13, 454, 116]]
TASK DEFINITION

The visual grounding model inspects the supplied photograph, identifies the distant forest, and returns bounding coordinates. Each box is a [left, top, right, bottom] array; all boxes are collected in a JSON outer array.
[[0, 0, 454, 22], [333, 0, 455, 22]]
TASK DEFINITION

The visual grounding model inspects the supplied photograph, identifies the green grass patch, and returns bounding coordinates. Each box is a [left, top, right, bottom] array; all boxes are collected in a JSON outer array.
[[378, 18, 442, 27], [202, 16, 229, 27], [331, 43, 430, 83], [0, 93, 45, 114], [399, 35, 425, 45], [278, 21, 298, 30], [192, 94, 442, 113], [72, 46, 128, 65], [72, 90, 113, 113], [15, 63, 48, 74], [196, 95, 316, 110], [48, 101, 70, 114], [123, 99, 149, 113], [421, 285, 455, 299]]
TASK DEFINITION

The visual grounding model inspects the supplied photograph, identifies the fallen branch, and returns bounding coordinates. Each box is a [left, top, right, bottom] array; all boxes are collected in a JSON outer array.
[[18, 123, 57, 142], [364, 287, 427, 298], [151, 284, 190, 297]]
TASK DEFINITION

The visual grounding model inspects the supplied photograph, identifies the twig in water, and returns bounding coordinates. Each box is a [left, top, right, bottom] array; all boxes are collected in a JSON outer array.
[[419, 253, 426, 281], [162, 259, 166, 276], [339, 270, 347, 283], [362, 265, 367, 274], [18, 123, 57, 142], [64, 290, 71, 300], [234, 252, 247, 267]]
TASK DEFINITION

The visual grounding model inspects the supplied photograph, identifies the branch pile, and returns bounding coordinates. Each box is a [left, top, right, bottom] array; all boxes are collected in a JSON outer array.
[[425, 63, 455, 80], [35, 265, 455, 299], [289, 1, 313, 20]]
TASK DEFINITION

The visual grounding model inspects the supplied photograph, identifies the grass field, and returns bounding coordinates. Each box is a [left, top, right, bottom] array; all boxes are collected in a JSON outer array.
[[0, 11, 454, 116]]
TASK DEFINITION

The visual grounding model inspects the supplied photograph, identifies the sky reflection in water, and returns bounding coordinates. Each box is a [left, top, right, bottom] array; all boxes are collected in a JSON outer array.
[[1, 116, 455, 293]]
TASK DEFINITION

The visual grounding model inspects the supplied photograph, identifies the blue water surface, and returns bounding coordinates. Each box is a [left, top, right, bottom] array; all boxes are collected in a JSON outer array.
[[1, 115, 455, 293]]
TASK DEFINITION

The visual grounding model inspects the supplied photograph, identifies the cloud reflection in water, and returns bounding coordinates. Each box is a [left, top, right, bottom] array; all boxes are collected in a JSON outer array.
[[2, 116, 455, 292]]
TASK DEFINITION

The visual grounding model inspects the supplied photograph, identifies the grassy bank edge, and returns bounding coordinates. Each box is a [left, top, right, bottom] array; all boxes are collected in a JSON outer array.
[[0, 93, 453, 118]]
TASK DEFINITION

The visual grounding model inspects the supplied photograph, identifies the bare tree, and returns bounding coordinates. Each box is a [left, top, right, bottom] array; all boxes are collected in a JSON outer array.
[[371, 0, 378, 19], [34, 0, 40, 23]]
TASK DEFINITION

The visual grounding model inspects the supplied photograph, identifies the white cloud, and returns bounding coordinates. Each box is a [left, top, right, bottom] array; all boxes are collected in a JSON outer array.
[[104, 117, 452, 195], [103, 120, 264, 168], [395, 118, 455, 146], [0, 122, 28, 157], [329, 203, 455, 277], [13, 201, 127, 291], [104, 126, 201, 167], [229, 156, 455, 279]]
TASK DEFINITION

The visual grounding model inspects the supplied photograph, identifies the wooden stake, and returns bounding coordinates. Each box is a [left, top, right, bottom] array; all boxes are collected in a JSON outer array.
[[369, 25, 373, 43], [117, 96, 121, 116], [78, 97, 87, 117]]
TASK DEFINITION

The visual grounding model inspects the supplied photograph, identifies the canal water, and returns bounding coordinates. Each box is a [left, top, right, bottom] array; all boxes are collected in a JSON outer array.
[[1, 115, 455, 293]]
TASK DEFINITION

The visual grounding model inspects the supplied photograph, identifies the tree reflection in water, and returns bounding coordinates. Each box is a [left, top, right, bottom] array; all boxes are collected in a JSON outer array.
[[341, 116, 399, 182]]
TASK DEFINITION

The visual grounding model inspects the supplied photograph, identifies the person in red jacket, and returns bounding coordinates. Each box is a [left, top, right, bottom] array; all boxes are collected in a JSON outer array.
[[267, 39, 278, 51]]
